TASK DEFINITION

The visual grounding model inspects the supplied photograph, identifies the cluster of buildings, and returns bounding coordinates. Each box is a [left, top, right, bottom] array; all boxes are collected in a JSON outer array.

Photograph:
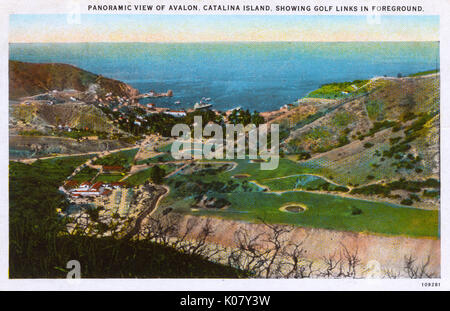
[[97, 89, 222, 129], [66, 181, 125, 198], [104, 96, 188, 121], [101, 92, 133, 105]]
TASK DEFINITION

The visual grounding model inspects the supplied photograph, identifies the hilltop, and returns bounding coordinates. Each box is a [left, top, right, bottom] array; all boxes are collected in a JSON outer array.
[[9, 60, 138, 99]]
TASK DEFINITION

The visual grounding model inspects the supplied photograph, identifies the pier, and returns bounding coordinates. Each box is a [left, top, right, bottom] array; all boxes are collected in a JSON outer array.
[[133, 90, 173, 100]]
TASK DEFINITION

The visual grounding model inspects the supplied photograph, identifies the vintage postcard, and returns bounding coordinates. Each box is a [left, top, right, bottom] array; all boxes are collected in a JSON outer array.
[[0, 0, 448, 292]]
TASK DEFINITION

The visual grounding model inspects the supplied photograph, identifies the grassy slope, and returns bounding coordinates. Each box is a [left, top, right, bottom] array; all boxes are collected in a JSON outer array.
[[136, 152, 175, 165], [307, 79, 369, 99], [71, 166, 99, 182], [409, 69, 439, 77], [29, 155, 96, 180], [262, 174, 347, 192], [206, 191, 438, 238], [161, 158, 439, 238], [93, 148, 139, 167], [124, 164, 177, 186], [94, 173, 125, 183]]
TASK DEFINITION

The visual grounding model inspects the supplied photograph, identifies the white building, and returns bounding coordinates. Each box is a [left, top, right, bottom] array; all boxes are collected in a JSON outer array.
[[164, 110, 187, 117], [70, 182, 107, 197]]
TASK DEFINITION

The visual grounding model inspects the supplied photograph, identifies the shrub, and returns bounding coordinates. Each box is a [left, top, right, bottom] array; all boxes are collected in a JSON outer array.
[[423, 190, 440, 198], [351, 206, 363, 215], [338, 135, 350, 147], [401, 112, 417, 122], [390, 137, 402, 144], [422, 178, 440, 188], [410, 194, 421, 202], [297, 151, 311, 161], [392, 125, 402, 132], [401, 198, 413, 206], [335, 186, 350, 192], [366, 100, 385, 120]]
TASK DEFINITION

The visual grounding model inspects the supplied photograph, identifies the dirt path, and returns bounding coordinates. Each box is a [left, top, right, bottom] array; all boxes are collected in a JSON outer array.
[[17, 145, 139, 165], [17, 150, 100, 164], [125, 185, 169, 239], [164, 160, 193, 178], [262, 173, 342, 187], [198, 160, 239, 173]]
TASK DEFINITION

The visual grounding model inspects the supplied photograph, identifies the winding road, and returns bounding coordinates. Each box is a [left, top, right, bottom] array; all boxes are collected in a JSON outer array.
[[124, 185, 169, 239]]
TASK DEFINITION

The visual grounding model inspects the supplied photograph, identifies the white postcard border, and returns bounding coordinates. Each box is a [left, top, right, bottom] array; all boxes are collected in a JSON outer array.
[[0, 0, 448, 291]]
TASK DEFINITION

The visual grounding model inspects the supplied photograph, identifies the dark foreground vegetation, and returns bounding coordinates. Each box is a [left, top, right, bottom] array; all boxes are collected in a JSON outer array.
[[10, 234, 245, 278], [9, 159, 246, 278]]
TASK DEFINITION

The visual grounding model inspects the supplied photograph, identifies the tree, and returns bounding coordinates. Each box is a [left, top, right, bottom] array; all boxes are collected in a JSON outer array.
[[150, 165, 165, 184], [351, 206, 363, 215], [229, 109, 239, 125], [297, 151, 311, 161], [251, 111, 265, 127], [403, 255, 435, 278]]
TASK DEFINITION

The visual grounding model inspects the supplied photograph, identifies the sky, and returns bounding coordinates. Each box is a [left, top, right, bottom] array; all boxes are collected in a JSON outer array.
[[9, 15, 439, 43]]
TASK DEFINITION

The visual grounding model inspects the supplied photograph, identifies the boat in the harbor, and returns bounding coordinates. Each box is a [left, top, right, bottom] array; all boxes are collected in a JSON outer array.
[[228, 106, 241, 113], [194, 101, 212, 110]]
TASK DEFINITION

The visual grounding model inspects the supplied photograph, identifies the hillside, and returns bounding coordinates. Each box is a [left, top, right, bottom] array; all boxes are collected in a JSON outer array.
[[10, 101, 118, 134], [9, 60, 139, 99], [275, 74, 440, 208]]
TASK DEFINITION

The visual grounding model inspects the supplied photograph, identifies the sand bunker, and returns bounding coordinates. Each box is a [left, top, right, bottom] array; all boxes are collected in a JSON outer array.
[[279, 203, 307, 213], [232, 174, 250, 179]]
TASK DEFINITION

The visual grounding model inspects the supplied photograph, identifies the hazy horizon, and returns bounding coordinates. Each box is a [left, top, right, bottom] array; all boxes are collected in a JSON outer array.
[[9, 15, 439, 43]]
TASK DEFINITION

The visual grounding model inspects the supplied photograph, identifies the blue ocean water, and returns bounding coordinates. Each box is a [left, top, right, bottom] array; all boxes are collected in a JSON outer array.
[[9, 42, 439, 112]]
